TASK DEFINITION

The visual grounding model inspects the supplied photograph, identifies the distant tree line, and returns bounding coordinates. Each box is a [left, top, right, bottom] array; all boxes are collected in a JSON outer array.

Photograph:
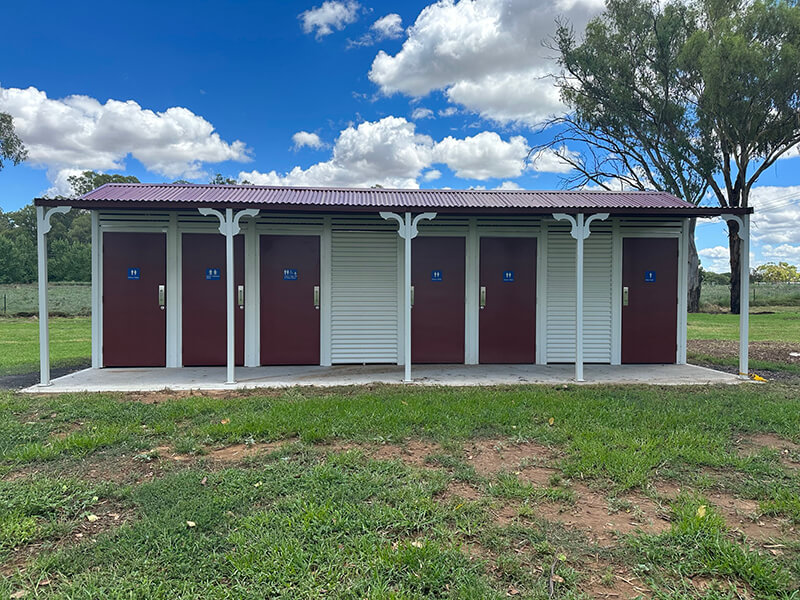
[[0, 171, 140, 283]]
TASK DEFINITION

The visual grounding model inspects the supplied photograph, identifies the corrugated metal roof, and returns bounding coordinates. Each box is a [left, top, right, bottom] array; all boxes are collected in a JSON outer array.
[[73, 183, 692, 209], [35, 183, 749, 215]]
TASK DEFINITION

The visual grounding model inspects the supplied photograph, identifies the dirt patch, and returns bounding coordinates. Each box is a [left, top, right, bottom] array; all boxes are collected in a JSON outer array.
[[534, 484, 669, 547], [321, 439, 442, 468], [689, 339, 800, 365], [438, 481, 484, 502], [652, 480, 797, 541], [464, 439, 558, 477], [372, 440, 441, 467], [736, 433, 800, 469], [580, 558, 651, 599], [201, 441, 292, 462]]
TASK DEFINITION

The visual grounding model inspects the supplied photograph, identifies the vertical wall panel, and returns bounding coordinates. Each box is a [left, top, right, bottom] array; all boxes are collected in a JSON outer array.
[[331, 229, 399, 363]]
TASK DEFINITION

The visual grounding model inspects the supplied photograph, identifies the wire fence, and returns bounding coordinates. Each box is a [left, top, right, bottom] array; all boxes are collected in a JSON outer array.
[[701, 282, 800, 309], [0, 283, 91, 317]]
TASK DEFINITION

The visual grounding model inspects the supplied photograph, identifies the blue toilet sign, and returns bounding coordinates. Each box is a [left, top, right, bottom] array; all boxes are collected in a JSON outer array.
[[431, 270, 443, 281], [283, 268, 298, 281], [127, 267, 140, 280], [645, 270, 656, 283], [503, 270, 514, 282], [206, 267, 221, 281]]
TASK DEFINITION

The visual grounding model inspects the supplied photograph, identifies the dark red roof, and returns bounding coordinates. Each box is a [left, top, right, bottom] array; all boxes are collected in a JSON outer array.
[[35, 183, 750, 216]]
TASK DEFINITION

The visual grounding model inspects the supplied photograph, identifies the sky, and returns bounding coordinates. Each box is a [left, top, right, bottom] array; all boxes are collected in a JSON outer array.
[[1, 0, 799, 273]]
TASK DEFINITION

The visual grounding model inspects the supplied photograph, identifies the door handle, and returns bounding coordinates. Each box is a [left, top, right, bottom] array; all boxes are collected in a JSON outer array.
[[237, 285, 244, 309], [622, 286, 629, 307], [313, 285, 320, 310], [480, 286, 486, 309], [410, 285, 414, 308], [158, 285, 165, 310]]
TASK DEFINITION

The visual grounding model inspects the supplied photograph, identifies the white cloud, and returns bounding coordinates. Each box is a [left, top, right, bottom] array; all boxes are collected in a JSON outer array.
[[0, 84, 250, 194], [760, 244, 800, 265], [749, 186, 800, 246], [368, 0, 603, 126], [371, 13, 403, 39], [434, 132, 529, 180], [438, 107, 458, 117], [240, 117, 536, 188], [411, 107, 434, 120], [528, 146, 578, 174], [495, 180, 523, 190], [292, 131, 324, 149], [240, 116, 434, 189], [698, 245, 731, 273], [300, 1, 360, 39]]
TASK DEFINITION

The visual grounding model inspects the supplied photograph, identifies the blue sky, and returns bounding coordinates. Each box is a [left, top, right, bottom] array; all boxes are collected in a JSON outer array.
[[2, 0, 799, 272]]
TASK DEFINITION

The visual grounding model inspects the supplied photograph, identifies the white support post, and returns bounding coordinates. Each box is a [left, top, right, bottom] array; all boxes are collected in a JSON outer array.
[[36, 205, 71, 386], [90, 211, 102, 369], [380, 211, 437, 383], [199, 208, 260, 384], [576, 213, 585, 381], [721, 213, 750, 378], [552, 212, 609, 382]]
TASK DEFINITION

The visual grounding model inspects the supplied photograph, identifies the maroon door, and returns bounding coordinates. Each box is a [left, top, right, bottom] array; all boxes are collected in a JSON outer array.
[[260, 235, 320, 365], [103, 232, 166, 367], [412, 237, 465, 363], [622, 238, 678, 363], [182, 233, 244, 366], [479, 237, 537, 363]]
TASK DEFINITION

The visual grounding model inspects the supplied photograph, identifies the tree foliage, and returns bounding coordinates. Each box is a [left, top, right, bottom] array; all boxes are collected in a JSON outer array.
[[0, 112, 27, 171], [66, 171, 140, 197], [753, 262, 800, 283], [0, 171, 141, 283], [549, 0, 800, 313]]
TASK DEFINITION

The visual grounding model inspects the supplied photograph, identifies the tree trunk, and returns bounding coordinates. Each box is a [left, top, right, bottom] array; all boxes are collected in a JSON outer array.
[[728, 220, 741, 314], [687, 219, 701, 312]]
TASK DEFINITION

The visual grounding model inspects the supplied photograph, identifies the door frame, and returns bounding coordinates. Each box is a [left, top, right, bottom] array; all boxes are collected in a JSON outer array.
[[474, 229, 542, 365], [256, 226, 326, 366], [616, 223, 688, 365], [95, 215, 176, 368]]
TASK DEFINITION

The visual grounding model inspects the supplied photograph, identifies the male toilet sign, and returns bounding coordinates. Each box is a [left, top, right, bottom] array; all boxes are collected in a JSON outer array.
[[206, 267, 221, 281], [127, 267, 140, 280], [645, 270, 656, 283]]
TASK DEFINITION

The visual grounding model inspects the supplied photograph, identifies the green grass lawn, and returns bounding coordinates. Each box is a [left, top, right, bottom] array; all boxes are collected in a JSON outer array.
[[1, 385, 800, 598], [688, 309, 800, 342], [0, 283, 91, 317], [0, 318, 91, 376]]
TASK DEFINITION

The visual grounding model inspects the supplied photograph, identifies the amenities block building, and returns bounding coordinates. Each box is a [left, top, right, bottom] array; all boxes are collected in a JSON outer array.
[[34, 184, 752, 384]]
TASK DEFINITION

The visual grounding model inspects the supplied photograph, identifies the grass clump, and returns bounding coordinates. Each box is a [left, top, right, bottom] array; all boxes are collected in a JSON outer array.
[[627, 494, 794, 597]]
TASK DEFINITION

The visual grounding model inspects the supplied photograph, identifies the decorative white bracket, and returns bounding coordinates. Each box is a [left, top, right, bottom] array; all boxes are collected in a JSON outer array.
[[552, 212, 609, 239], [720, 214, 746, 240], [380, 211, 438, 239], [37, 205, 72, 235], [199, 207, 259, 235]]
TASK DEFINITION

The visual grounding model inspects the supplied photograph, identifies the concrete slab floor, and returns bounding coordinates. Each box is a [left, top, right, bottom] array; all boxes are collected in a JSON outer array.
[[22, 363, 744, 393]]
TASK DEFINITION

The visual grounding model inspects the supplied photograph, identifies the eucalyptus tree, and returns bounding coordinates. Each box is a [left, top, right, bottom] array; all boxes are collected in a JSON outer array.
[[545, 0, 800, 313]]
